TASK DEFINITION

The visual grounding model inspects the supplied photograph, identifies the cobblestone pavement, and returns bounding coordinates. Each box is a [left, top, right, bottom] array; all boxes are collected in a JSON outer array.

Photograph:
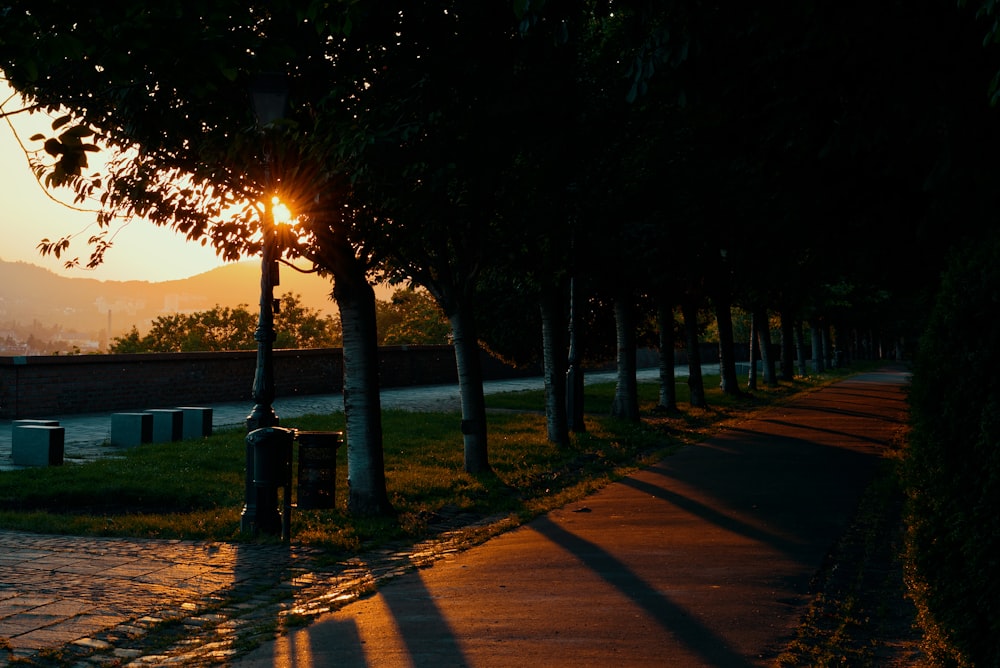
[[0, 366, 680, 666], [0, 510, 504, 666]]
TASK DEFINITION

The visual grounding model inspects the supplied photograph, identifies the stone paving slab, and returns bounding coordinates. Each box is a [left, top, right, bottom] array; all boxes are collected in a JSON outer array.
[[0, 530, 321, 663]]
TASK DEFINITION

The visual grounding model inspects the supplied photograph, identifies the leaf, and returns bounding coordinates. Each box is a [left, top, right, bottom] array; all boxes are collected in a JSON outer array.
[[51, 114, 73, 131], [63, 125, 95, 139], [29, 133, 45, 142], [43, 138, 63, 156]]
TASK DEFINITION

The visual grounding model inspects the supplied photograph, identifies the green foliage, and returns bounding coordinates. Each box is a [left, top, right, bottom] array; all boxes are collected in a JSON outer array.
[[903, 232, 1000, 667], [108, 287, 461, 353], [376, 288, 450, 345], [108, 292, 340, 352], [273, 292, 341, 349]]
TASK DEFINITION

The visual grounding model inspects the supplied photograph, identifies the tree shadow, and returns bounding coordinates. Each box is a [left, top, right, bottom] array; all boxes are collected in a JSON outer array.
[[529, 514, 756, 667], [230, 369, 909, 667], [253, 571, 468, 667]]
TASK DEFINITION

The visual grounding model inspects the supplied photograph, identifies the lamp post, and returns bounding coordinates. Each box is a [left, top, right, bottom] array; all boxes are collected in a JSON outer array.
[[246, 196, 281, 432], [246, 72, 288, 432], [241, 73, 289, 535]]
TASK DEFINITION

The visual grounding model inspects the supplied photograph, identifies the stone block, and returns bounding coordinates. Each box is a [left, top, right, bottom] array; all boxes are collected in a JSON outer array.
[[110, 412, 153, 448], [146, 409, 184, 443], [12, 419, 59, 429], [177, 407, 213, 440], [12, 425, 65, 466]]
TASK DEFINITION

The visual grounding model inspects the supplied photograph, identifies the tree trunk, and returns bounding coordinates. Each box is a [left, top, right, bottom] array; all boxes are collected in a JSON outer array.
[[756, 306, 777, 387], [682, 299, 707, 408], [747, 310, 758, 392], [823, 324, 835, 368], [449, 305, 491, 474], [656, 299, 677, 412], [715, 295, 741, 396], [540, 287, 569, 445], [795, 320, 808, 377], [810, 320, 825, 373], [610, 296, 640, 421], [566, 276, 586, 433], [334, 264, 393, 516], [779, 310, 795, 381]]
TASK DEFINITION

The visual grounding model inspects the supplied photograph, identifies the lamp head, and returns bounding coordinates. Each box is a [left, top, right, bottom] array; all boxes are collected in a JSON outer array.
[[250, 72, 289, 127]]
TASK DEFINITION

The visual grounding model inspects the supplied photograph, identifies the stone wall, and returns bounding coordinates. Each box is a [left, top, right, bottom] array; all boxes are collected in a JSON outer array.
[[0, 346, 528, 419], [1, 342, 786, 420]]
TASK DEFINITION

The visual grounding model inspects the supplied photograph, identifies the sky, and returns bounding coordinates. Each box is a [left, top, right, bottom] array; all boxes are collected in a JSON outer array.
[[1, 81, 234, 283]]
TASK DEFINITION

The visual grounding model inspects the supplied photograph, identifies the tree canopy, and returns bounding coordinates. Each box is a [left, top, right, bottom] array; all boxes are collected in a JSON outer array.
[[108, 292, 339, 353], [5, 0, 1000, 510]]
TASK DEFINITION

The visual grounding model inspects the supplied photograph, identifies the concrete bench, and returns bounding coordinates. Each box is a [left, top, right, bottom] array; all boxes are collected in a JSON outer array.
[[110, 412, 153, 448], [146, 409, 184, 443], [11, 421, 64, 466], [177, 407, 213, 440]]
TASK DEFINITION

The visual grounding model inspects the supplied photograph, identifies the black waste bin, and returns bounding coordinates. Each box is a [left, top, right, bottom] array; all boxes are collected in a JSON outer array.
[[296, 431, 343, 510], [247, 426, 295, 538]]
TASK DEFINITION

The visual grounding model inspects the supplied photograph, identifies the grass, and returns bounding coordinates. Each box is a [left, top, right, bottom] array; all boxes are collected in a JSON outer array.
[[774, 452, 926, 667], [0, 370, 852, 554]]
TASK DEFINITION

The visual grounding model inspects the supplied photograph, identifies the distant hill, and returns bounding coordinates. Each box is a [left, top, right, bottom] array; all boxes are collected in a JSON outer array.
[[0, 258, 393, 342]]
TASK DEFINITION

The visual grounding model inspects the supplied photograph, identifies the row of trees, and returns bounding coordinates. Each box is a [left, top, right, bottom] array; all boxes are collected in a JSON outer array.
[[108, 288, 449, 353], [1, 2, 998, 517]]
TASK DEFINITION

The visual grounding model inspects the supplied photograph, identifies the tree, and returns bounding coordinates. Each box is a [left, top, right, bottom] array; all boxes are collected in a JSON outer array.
[[0, 1, 397, 515], [753, 307, 776, 387], [108, 293, 338, 353], [7, 0, 999, 518], [274, 293, 341, 349], [350, 2, 584, 471], [655, 298, 679, 412], [681, 297, 708, 409], [376, 289, 450, 346]]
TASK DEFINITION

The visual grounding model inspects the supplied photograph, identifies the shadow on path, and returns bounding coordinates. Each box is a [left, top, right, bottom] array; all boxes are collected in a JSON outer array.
[[530, 515, 754, 667], [265, 571, 469, 667]]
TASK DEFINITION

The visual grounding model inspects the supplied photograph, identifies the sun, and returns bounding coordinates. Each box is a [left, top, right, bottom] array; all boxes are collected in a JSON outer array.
[[272, 196, 292, 225]]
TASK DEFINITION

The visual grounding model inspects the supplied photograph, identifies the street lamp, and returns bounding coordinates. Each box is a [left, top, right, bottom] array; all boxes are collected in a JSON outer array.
[[246, 72, 288, 431], [242, 72, 291, 536], [245, 194, 282, 432]]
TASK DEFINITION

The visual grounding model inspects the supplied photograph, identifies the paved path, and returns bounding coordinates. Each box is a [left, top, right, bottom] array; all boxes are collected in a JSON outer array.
[[232, 367, 910, 668], [0, 366, 910, 666]]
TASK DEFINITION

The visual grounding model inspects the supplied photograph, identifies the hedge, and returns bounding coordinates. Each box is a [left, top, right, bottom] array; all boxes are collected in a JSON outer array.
[[904, 232, 1000, 667]]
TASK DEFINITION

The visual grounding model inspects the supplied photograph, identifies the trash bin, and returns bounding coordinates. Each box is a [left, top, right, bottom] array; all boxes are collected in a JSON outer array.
[[250, 427, 294, 488], [247, 426, 295, 538], [296, 431, 343, 510]]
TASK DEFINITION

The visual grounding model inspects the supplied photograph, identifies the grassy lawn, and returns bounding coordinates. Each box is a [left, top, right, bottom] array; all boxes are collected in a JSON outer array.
[[0, 371, 847, 554]]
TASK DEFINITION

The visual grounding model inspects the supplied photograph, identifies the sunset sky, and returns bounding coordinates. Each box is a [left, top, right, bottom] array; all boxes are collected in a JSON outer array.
[[1, 81, 234, 283]]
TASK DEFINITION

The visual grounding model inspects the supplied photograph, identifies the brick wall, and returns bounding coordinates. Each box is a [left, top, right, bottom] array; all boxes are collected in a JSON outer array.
[[0, 345, 518, 419]]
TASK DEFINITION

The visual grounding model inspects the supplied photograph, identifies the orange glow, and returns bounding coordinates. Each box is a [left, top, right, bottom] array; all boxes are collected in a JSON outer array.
[[271, 196, 292, 225]]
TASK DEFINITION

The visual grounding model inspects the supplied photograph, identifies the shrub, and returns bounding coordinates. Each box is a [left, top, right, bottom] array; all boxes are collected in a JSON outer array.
[[904, 232, 1000, 667]]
